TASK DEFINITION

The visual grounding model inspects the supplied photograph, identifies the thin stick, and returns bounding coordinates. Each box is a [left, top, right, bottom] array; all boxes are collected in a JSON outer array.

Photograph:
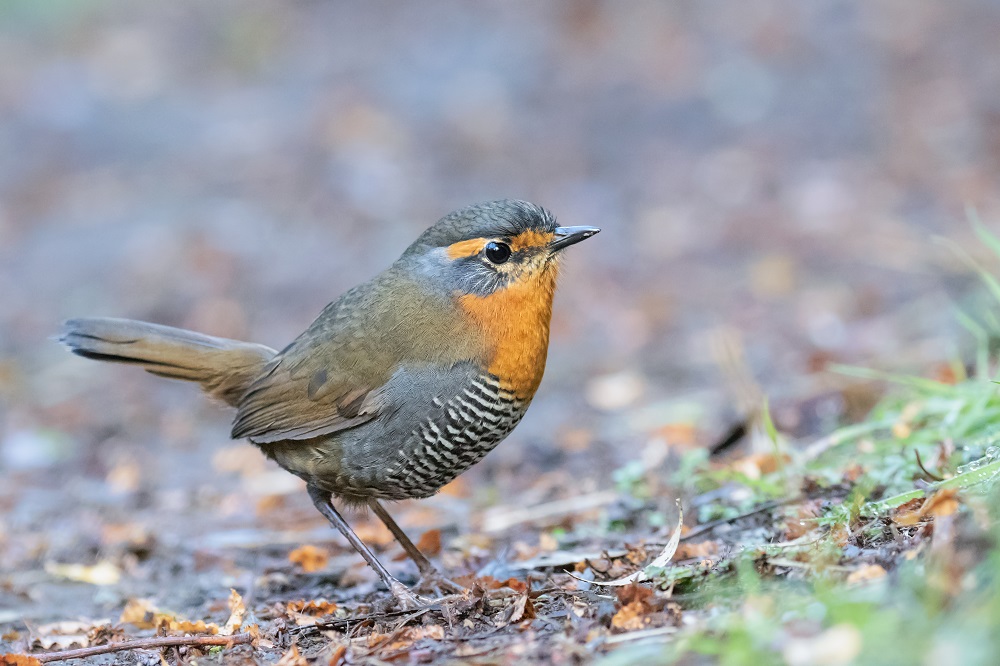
[[29, 632, 254, 663], [677, 499, 789, 542], [914, 448, 944, 482]]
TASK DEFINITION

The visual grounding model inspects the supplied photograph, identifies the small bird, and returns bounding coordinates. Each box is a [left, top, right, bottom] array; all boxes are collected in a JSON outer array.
[[60, 200, 598, 607]]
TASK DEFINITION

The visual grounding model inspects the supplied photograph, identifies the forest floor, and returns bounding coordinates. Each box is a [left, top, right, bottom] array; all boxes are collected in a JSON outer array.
[[5, 3, 1000, 664], [5, 224, 1000, 665]]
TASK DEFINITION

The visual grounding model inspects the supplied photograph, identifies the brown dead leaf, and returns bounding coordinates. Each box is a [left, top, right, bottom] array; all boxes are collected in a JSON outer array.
[[611, 601, 652, 632], [923, 489, 960, 518], [289, 544, 329, 573], [169, 620, 217, 634], [610, 585, 658, 632], [285, 600, 338, 616], [220, 589, 246, 636], [829, 523, 849, 547], [379, 625, 444, 651], [508, 593, 536, 623], [457, 575, 528, 593], [120, 598, 158, 628], [284, 599, 338, 626], [731, 453, 791, 479], [674, 540, 718, 560], [415, 529, 442, 556], [846, 564, 886, 585], [655, 422, 698, 447], [276, 645, 308, 666], [616, 583, 654, 607], [0, 655, 42, 666], [327, 644, 347, 666], [894, 489, 961, 526], [577, 500, 683, 587], [119, 598, 219, 634], [395, 530, 441, 561], [32, 620, 112, 650], [782, 501, 824, 540], [843, 463, 865, 482]]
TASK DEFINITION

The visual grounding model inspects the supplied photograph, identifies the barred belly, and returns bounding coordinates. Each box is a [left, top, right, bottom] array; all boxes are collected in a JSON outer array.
[[381, 375, 527, 498]]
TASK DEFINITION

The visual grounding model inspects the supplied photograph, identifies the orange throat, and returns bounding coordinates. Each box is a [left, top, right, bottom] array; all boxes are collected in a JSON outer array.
[[458, 267, 558, 400]]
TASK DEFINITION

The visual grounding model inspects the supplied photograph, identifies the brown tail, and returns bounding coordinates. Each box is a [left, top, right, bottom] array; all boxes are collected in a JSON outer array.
[[59, 317, 276, 407]]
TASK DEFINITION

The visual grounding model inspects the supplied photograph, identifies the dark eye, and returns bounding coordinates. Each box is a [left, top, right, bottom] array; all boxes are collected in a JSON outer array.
[[484, 241, 511, 264]]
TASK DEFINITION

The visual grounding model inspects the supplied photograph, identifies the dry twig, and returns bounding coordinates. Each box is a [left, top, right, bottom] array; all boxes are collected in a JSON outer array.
[[27, 632, 254, 663]]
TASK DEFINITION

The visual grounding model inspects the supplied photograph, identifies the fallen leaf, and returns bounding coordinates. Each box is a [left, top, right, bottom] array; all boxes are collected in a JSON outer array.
[[284, 599, 339, 626], [846, 564, 886, 585], [731, 453, 791, 479], [44, 561, 121, 586], [894, 489, 961, 526], [829, 523, 849, 547], [378, 625, 444, 651], [276, 644, 308, 666], [674, 540, 718, 560], [842, 463, 865, 482], [395, 529, 442, 561], [169, 620, 217, 634], [289, 545, 329, 573], [574, 500, 683, 586], [285, 600, 338, 616], [120, 598, 158, 628], [32, 620, 114, 650], [220, 589, 246, 636], [783, 501, 824, 540], [0, 655, 42, 666], [327, 644, 347, 666], [456, 575, 528, 593], [616, 583, 654, 607], [119, 598, 219, 634], [610, 601, 652, 632], [922, 489, 960, 518], [610, 585, 657, 632], [655, 422, 699, 447]]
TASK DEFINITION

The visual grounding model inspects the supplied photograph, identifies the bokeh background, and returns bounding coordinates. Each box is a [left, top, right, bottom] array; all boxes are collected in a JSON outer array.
[[3, 0, 1000, 623]]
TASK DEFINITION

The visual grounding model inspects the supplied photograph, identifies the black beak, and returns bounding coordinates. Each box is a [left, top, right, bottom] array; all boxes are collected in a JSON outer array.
[[549, 226, 601, 251]]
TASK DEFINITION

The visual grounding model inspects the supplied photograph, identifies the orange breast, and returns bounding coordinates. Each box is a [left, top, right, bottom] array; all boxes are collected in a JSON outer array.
[[458, 268, 558, 400]]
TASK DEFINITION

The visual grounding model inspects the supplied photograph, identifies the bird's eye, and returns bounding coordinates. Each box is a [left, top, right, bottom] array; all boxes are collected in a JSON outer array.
[[484, 241, 511, 264]]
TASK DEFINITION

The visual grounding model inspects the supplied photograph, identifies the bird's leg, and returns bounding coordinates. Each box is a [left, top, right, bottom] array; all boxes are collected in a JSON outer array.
[[369, 500, 465, 595], [306, 485, 427, 609]]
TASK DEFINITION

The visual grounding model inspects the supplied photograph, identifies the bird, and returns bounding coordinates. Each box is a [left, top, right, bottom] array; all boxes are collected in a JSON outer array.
[[59, 200, 599, 608]]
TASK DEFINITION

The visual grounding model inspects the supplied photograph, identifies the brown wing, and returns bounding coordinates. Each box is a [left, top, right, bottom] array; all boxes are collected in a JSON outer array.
[[229, 287, 396, 443], [230, 350, 389, 443]]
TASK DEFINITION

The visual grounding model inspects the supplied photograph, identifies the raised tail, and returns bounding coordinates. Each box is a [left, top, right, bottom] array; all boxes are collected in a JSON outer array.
[[59, 317, 276, 407]]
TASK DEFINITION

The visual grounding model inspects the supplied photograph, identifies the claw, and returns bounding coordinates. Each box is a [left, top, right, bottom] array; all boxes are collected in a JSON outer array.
[[389, 580, 433, 610]]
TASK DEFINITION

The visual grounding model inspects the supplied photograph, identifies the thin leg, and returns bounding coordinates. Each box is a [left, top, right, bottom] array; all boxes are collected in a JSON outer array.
[[370, 500, 464, 594], [369, 500, 434, 574], [306, 485, 426, 609]]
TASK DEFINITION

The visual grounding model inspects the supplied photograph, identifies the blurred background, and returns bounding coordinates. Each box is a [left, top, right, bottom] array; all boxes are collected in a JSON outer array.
[[3, 0, 1000, 622]]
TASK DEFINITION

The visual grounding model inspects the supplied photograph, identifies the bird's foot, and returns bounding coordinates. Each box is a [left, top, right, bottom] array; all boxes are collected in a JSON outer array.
[[414, 567, 466, 596], [389, 580, 434, 611]]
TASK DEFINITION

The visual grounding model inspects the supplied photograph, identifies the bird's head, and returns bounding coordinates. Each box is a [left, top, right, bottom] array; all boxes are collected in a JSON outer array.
[[402, 199, 599, 299], [396, 200, 598, 397]]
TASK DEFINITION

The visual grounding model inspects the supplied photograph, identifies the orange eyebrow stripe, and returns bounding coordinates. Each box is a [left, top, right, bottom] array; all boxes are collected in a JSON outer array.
[[509, 230, 554, 252], [446, 238, 487, 259]]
